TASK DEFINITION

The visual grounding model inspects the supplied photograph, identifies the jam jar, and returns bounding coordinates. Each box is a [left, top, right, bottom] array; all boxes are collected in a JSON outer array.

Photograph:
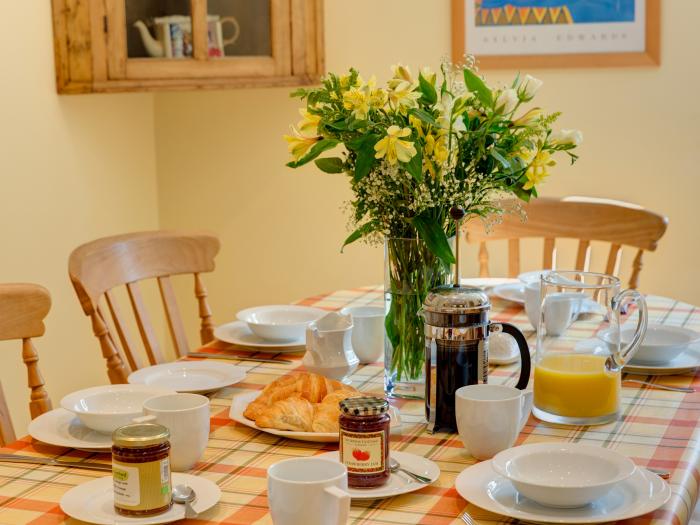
[[339, 397, 390, 488], [112, 423, 172, 517]]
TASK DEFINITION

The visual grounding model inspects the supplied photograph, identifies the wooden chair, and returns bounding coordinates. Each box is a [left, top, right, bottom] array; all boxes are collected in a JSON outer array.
[[68, 231, 221, 384], [0, 283, 52, 445], [464, 196, 668, 289]]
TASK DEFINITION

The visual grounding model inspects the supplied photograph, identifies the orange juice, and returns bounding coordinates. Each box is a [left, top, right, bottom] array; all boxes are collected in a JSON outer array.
[[534, 354, 620, 418]]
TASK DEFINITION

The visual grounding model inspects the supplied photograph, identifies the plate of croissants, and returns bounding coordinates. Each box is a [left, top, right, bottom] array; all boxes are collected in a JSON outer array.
[[230, 372, 401, 442]]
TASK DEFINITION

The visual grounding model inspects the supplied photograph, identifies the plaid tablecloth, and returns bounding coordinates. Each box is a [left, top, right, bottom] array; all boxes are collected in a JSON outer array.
[[1, 286, 699, 525]]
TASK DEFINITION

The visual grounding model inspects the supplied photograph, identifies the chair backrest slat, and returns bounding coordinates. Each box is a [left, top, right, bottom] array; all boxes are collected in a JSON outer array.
[[575, 240, 591, 271], [508, 239, 520, 277], [605, 243, 622, 276], [104, 291, 141, 371], [158, 276, 189, 358], [465, 197, 667, 289], [126, 282, 165, 366], [69, 231, 220, 383], [542, 238, 555, 269], [0, 283, 53, 445]]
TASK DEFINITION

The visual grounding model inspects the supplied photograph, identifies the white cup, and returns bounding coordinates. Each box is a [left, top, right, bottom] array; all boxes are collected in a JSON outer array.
[[136, 393, 210, 472], [267, 457, 350, 525], [455, 384, 533, 460], [524, 282, 582, 336], [340, 306, 384, 363]]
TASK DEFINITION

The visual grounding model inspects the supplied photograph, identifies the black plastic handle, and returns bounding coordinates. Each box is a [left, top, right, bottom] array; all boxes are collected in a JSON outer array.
[[493, 322, 531, 390]]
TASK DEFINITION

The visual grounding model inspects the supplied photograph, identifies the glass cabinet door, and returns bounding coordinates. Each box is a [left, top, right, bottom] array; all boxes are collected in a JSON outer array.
[[106, 0, 291, 81], [125, 0, 194, 59]]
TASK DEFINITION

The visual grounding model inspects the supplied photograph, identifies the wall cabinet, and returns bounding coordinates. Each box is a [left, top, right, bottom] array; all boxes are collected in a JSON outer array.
[[51, 0, 324, 94]]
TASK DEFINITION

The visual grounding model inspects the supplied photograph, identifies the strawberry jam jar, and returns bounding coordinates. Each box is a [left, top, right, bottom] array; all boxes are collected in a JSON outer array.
[[338, 397, 390, 488]]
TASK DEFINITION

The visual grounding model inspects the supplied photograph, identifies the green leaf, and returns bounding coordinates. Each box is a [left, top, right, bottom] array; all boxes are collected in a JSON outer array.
[[463, 69, 493, 107], [286, 139, 340, 168], [513, 187, 532, 202], [325, 119, 348, 131], [400, 141, 423, 183], [408, 108, 439, 128], [490, 149, 513, 173], [409, 213, 455, 265], [314, 157, 345, 173], [341, 222, 377, 251], [418, 73, 438, 105], [289, 88, 307, 98], [349, 134, 380, 182]]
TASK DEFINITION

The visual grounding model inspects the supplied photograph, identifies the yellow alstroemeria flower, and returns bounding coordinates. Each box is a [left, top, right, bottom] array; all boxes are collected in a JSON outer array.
[[389, 64, 412, 89], [388, 80, 421, 113], [339, 72, 362, 90], [420, 66, 436, 86], [520, 149, 555, 190], [297, 108, 321, 135], [368, 86, 388, 110], [343, 86, 370, 120], [284, 128, 320, 161], [512, 107, 542, 127], [374, 126, 417, 165]]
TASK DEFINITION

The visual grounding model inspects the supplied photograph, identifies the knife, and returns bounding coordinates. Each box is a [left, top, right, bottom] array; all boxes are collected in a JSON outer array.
[[187, 352, 294, 364], [0, 454, 112, 472]]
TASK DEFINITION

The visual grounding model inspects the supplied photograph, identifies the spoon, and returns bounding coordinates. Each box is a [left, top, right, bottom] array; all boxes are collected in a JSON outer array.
[[389, 458, 432, 484], [172, 484, 197, 518]]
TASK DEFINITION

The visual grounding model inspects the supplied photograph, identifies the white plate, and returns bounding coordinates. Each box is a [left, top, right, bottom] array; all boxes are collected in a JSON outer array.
[[624, 342, 700, 375], [60, 472, 220, 525], [455, 460, 670, 524], [28, 408, 112, 451], [128, 361, 247, 394], [460, 277, 520, 289], [229, 391, 401, 443], [492, 283, 525, 304], [214, 321, 306, 351], [316, 450, 439, 500]]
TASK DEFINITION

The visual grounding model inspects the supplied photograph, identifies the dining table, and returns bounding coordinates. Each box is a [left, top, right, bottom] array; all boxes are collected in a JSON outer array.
[[0, 285, 699, 525]]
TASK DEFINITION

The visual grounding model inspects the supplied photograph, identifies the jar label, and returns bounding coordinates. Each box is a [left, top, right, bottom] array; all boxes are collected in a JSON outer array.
[[339, 430, 386, 473], [113, 458, 171, 511]]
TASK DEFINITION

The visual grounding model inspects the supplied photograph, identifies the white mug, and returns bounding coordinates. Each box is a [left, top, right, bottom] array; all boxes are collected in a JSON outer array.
[[267, 457, 350, 525], [455, 384, 533, 460], [340, 306, 384, 363], [524, 282, 582, 336], [136, 393, 210, 472]]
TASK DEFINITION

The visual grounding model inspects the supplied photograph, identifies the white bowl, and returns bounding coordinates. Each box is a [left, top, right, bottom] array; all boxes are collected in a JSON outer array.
[[492, 443, 636, 508], [599, 323, 700, 365], [236, 305, 326, 342], [60, 385, 174, 434]]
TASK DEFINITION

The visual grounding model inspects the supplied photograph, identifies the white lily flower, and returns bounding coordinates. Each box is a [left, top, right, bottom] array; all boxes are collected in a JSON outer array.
[[519, 74, 543, 100], [551, 129, 584, 146], [494, 88, 518, 114]]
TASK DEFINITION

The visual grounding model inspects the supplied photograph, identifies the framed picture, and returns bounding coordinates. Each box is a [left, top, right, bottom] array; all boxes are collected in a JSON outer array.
[[452, 0, 660, 68]]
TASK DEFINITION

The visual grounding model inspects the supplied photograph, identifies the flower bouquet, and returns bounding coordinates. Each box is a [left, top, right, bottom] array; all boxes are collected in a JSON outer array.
[[285, 58, 580, 397]]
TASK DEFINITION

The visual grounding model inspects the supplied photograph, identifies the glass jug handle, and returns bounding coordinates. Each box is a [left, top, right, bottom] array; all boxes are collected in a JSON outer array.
[[609, 289, 648, 369]]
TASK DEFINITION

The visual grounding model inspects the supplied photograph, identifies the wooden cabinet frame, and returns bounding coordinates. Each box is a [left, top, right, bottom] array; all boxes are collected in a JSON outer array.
[[52, 0, 324, 94]]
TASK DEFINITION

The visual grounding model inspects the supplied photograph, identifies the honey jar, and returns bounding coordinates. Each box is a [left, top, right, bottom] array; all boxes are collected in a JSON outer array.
[[112, 423, 172, 517]]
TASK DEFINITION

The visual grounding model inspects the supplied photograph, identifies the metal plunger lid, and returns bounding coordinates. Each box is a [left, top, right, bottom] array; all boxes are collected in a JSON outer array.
[[422, 207, 490, 315]]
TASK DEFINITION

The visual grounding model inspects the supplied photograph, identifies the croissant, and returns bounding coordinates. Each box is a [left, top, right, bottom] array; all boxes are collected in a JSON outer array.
[[311, 390, 365, 433], [255, 394, 314, 432], [244, 372, 354, 421]]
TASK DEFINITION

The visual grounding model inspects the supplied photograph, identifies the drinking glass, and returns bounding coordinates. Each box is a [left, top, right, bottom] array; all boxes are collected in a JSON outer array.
[[533, 271, 648, 425]]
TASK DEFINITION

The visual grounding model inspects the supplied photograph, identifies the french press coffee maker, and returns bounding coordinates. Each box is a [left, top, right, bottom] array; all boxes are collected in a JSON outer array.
[[421, 208, 531, 433]]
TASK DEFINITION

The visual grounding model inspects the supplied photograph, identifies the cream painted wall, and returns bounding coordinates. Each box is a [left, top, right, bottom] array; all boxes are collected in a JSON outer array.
[[0, 4, 159, 434], [155, 0, 700, 345]]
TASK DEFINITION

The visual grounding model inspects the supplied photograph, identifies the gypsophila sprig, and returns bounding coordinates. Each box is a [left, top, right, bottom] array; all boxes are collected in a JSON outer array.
[[284, 58, 581, 265]]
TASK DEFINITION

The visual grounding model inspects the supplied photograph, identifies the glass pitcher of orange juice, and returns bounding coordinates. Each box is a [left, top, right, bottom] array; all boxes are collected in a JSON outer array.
[[532, 271, 648, 426]]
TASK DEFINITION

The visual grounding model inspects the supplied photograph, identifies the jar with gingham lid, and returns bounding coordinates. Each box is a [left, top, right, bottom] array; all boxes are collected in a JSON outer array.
[[338, 396, 390, 488]]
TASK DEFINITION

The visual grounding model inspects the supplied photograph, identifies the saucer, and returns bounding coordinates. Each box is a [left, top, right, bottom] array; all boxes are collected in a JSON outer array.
[[455, 460, 670, 523], [316, 450, 439, 500], [60, 472, 220, 524], [492, 283, 525, 304], [128, 361, 246, 393], [28, 408, 112, 451], [214, 320, 306, 351]]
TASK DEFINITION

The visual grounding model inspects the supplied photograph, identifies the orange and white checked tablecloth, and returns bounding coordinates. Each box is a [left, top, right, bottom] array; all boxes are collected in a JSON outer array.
[[1, 286, 699, 525]]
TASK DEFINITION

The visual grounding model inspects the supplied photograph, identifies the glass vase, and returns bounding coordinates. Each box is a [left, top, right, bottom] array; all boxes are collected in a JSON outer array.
[[384, 237, 453, 399]]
